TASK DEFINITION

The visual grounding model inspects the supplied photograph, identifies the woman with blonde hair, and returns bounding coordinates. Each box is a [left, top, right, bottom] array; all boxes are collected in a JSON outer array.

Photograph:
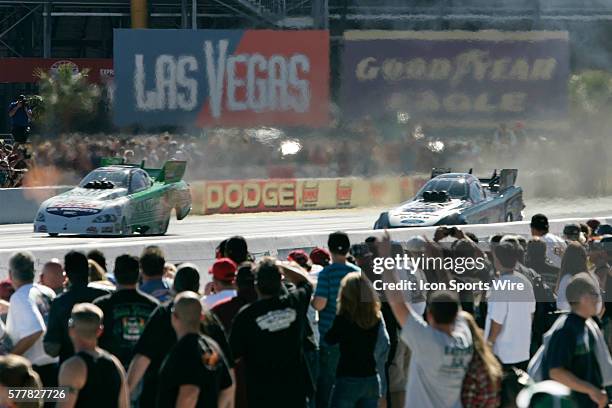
[[324, 272, 389, 408], [0, 354, 43, 408], [88, 259, 115, 291], [461, 311, 502, 408]]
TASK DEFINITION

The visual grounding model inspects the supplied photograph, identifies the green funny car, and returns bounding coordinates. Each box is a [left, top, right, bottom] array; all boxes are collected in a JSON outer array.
[[34, 159, 192, 236]]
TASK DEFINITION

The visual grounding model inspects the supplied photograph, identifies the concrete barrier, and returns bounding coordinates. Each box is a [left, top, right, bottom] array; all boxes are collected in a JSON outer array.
[[1, 215, 609, 286], [0, 186, 72, 224]]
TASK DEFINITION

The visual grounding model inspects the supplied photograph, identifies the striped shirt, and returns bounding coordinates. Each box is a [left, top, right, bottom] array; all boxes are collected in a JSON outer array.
[[314, 262, 360, 347]]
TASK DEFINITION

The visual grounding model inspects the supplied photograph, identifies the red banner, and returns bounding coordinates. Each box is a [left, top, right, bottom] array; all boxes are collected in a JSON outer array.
[[203, 179, 297, 214], [0, 58, 113, 84]]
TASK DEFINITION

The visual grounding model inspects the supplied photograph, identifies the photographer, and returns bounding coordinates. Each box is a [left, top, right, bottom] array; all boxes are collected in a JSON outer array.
[[7, 95, 32, 147]]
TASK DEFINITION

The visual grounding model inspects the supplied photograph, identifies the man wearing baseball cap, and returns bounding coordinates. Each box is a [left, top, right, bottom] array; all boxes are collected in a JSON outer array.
[[531, 214, 567, 268], [203, 258, 237, 309], [312, 231, 360, 408]]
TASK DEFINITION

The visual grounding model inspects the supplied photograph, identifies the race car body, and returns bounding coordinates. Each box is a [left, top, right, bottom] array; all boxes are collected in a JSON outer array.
[[34, 160, 191, 236], [374, 168, 524, 229]]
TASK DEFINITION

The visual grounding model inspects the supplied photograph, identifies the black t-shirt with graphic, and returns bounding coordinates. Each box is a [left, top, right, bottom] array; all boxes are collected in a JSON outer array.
[[230, 281, 313, 408], [134, 300, 234, 408], [93, 289, 159, 368], [543, 313, 603, 408], [156, 333, 233, 408]]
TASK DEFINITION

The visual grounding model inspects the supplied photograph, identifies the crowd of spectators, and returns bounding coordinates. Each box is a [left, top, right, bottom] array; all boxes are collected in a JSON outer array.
[[0, 213, 611, 407], [3, 120, 579, 187]]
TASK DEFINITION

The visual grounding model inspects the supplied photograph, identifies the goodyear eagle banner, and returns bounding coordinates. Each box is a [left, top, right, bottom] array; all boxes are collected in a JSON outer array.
[[341, 30, 570, 129], [113, 29, 329, 127]]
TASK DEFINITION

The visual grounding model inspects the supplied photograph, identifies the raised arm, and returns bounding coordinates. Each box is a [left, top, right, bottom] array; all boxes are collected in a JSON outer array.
[[377, 231, 412, 327]]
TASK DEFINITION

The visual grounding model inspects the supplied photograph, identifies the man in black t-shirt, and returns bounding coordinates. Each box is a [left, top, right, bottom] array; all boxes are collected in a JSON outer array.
[[230, 258, 313, 408], [44, 251, 111, 364], [127, 264, 233, 408], [156, 291, 234, 408], [543, 274, 609, 408], [94, 255, 159, 369]]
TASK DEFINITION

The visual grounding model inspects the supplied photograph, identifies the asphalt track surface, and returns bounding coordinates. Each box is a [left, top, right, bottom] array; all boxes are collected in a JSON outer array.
[[1, 195, 612, 254]]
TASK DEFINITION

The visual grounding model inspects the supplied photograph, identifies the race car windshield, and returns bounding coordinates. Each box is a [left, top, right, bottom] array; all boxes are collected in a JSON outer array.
[[417, 179, 468, 199], [79, 170, 129, 188]]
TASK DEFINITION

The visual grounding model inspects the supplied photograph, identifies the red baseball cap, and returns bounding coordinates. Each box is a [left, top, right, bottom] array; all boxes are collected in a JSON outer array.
[[209, 258, 237, 283], [288, 250, 309, 267], [309, 247, 331, 266], [0, 279, 15, 301]]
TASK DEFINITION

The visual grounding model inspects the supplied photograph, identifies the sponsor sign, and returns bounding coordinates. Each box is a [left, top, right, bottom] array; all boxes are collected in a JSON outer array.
[[341, 30, 570, 129], [113, 29, 330, 127], [203, 179, 297, 214], [0, 58, 113, 83]]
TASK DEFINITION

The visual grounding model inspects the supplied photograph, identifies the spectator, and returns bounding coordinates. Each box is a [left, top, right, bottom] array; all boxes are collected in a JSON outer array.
[[324, 272, 389, 408], [7, 95, 32, 147], [127, 263, 232, 408], [531, 213, 567, 268], [5, 252, 57, 387], [44, 251, 110, 364], [0, 354, 42, 408], [588, 220, 602, 236], [138, 246, 170, 302], [312, 232, 360, 407], [57, 303, 128, 408], [157, 292, 234, 408], [39, 260, 65, 295], [87, 250, 107, 273], [93, 255, 159, 369], [0, 279, 15, 301], [526, 238, 560, 291], [542, 274, 612, 408], [211, 263, 256, 408], [461, 312, 502, 408], [564, 224, 585, 244], [211, 263, 257, 333], [485, 242, 536, 371], [87, 259, 115, 291], [225, 236, 249, 264], [230, 258, 314, 408], [310, 247, 331, 268], [163, 262, 177, 280], [556, 242, 602, 315], [589, 241, 610, 290], [203, 258, 237, 309], [378, 230, 473, 408]]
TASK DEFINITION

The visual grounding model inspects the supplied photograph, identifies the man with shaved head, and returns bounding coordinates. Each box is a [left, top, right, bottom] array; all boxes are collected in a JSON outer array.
[[58, 303, 128, 408], [40, 259, 65, 295], [156, 291, 234, 408]]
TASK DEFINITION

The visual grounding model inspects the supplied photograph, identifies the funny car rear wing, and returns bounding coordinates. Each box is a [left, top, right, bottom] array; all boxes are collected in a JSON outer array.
[[479, 169, 518, 192], [100, 157, 186, 183], [143, 161, 187, 183]]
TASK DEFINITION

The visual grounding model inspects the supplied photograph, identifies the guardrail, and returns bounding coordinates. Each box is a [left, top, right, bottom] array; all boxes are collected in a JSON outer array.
[[0, 215, 609, 284]]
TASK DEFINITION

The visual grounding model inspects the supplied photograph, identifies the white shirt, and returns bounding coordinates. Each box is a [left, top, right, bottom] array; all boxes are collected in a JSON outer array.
[[485, 273, 536, 364], [6, 283, 58, 366], [557, 272, 602, 314], [539, 233, 567, 268], [203, 289, 237, 309]]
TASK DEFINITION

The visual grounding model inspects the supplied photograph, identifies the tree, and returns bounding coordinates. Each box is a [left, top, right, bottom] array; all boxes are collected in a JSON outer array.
[[35, 64, 101, 134]]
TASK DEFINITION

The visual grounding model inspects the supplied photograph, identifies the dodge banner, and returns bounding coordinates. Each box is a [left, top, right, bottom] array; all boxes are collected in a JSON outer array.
[[340, 30, 570, 129], [113, 29, 329, 127]]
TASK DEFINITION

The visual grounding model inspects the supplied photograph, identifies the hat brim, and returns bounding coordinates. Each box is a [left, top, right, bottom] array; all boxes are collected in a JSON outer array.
[[275, 260, 306, 276]]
